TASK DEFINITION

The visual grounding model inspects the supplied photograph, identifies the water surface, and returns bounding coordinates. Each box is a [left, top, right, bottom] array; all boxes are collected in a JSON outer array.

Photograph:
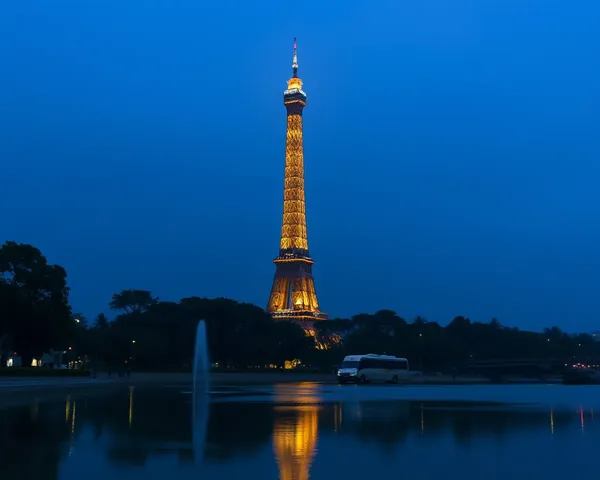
[[2, 382, 599, 479]]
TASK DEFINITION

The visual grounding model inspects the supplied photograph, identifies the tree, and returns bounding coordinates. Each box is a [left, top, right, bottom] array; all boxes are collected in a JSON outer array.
[[447, 316, 471, 331], [109, 290, 158, 314], [373, 310, 407, 335], [0, 241, 72, 365], [93, 313, 109, 329], [489, 318, 502, 329]]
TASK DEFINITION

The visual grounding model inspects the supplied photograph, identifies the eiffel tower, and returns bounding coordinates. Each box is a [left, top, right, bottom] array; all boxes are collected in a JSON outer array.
[[266, 38, 328, 330]]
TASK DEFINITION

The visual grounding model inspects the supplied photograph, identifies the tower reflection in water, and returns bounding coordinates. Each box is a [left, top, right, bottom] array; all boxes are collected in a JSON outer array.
[[272, 383, 321, 480]]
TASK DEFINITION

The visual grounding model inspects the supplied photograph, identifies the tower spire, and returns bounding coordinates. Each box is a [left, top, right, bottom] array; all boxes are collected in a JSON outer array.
[[292, 37, 298, 78]]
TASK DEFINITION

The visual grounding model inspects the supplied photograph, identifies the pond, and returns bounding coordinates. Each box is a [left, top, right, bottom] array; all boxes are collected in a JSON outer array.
[[1, 382, 599, 479]]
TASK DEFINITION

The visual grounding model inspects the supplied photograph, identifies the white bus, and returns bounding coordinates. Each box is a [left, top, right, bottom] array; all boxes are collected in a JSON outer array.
[[337, 354, 409, 384]]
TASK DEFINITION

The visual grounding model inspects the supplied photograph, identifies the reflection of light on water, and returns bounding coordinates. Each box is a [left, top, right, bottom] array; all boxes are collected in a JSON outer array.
[[71, 401, 77, 434], [65, 395, 76, 456], [579, 407, 585, 432], [273, 384, 321, 480], [273, 407, 319, 480], [549, 409, 554, 436], [128, 386, 135, 428], [65, 396, 71, 423], [192, 387, 210, 465], [333, 404, 342, 432], [273, 382, 322, 405]]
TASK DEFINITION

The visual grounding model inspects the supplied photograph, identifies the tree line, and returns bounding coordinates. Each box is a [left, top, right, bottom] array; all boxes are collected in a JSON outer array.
[[1, 240, 598, 372]]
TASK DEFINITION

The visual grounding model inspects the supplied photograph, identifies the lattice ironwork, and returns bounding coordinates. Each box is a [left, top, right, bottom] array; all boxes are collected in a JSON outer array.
[[267, 39, 327, 327], [279, 113, 308, 253]]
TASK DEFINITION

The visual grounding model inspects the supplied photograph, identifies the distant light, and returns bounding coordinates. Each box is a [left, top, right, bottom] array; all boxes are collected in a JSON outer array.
[[68, 346, 72, 350], [132, 340, 136, 344], [75, 318, 80, 323]]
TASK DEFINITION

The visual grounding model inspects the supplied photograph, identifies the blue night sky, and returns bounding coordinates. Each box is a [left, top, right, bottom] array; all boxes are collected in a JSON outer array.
[[1, 0, 598, 331]]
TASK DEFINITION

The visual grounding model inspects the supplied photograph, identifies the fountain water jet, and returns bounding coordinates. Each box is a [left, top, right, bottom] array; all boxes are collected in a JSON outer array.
[[192, 320, 210, 463], [193, 320, 210, 395]]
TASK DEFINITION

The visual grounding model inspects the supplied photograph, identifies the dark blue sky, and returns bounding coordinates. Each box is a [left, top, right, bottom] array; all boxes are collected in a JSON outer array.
[[1, 0, 598, 331]]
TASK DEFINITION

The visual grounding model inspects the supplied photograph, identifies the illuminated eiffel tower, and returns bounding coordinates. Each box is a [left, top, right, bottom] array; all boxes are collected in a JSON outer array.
[[266, 39, 328, 330]]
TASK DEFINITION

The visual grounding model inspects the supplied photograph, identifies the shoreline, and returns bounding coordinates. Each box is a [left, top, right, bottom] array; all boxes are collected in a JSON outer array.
[[0, 372, 565, 409], [0, 371, 563, 388]]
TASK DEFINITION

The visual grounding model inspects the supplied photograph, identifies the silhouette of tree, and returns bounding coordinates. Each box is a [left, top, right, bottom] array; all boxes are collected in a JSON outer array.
[[0, 241, 72, 365], [489, 318, 502, 329], [109, 289, 158, 314], [93, 313, 109, 329]]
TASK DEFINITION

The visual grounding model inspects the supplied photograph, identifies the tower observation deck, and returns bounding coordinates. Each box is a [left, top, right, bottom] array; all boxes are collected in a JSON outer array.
[[267, 38, 328, 328]]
